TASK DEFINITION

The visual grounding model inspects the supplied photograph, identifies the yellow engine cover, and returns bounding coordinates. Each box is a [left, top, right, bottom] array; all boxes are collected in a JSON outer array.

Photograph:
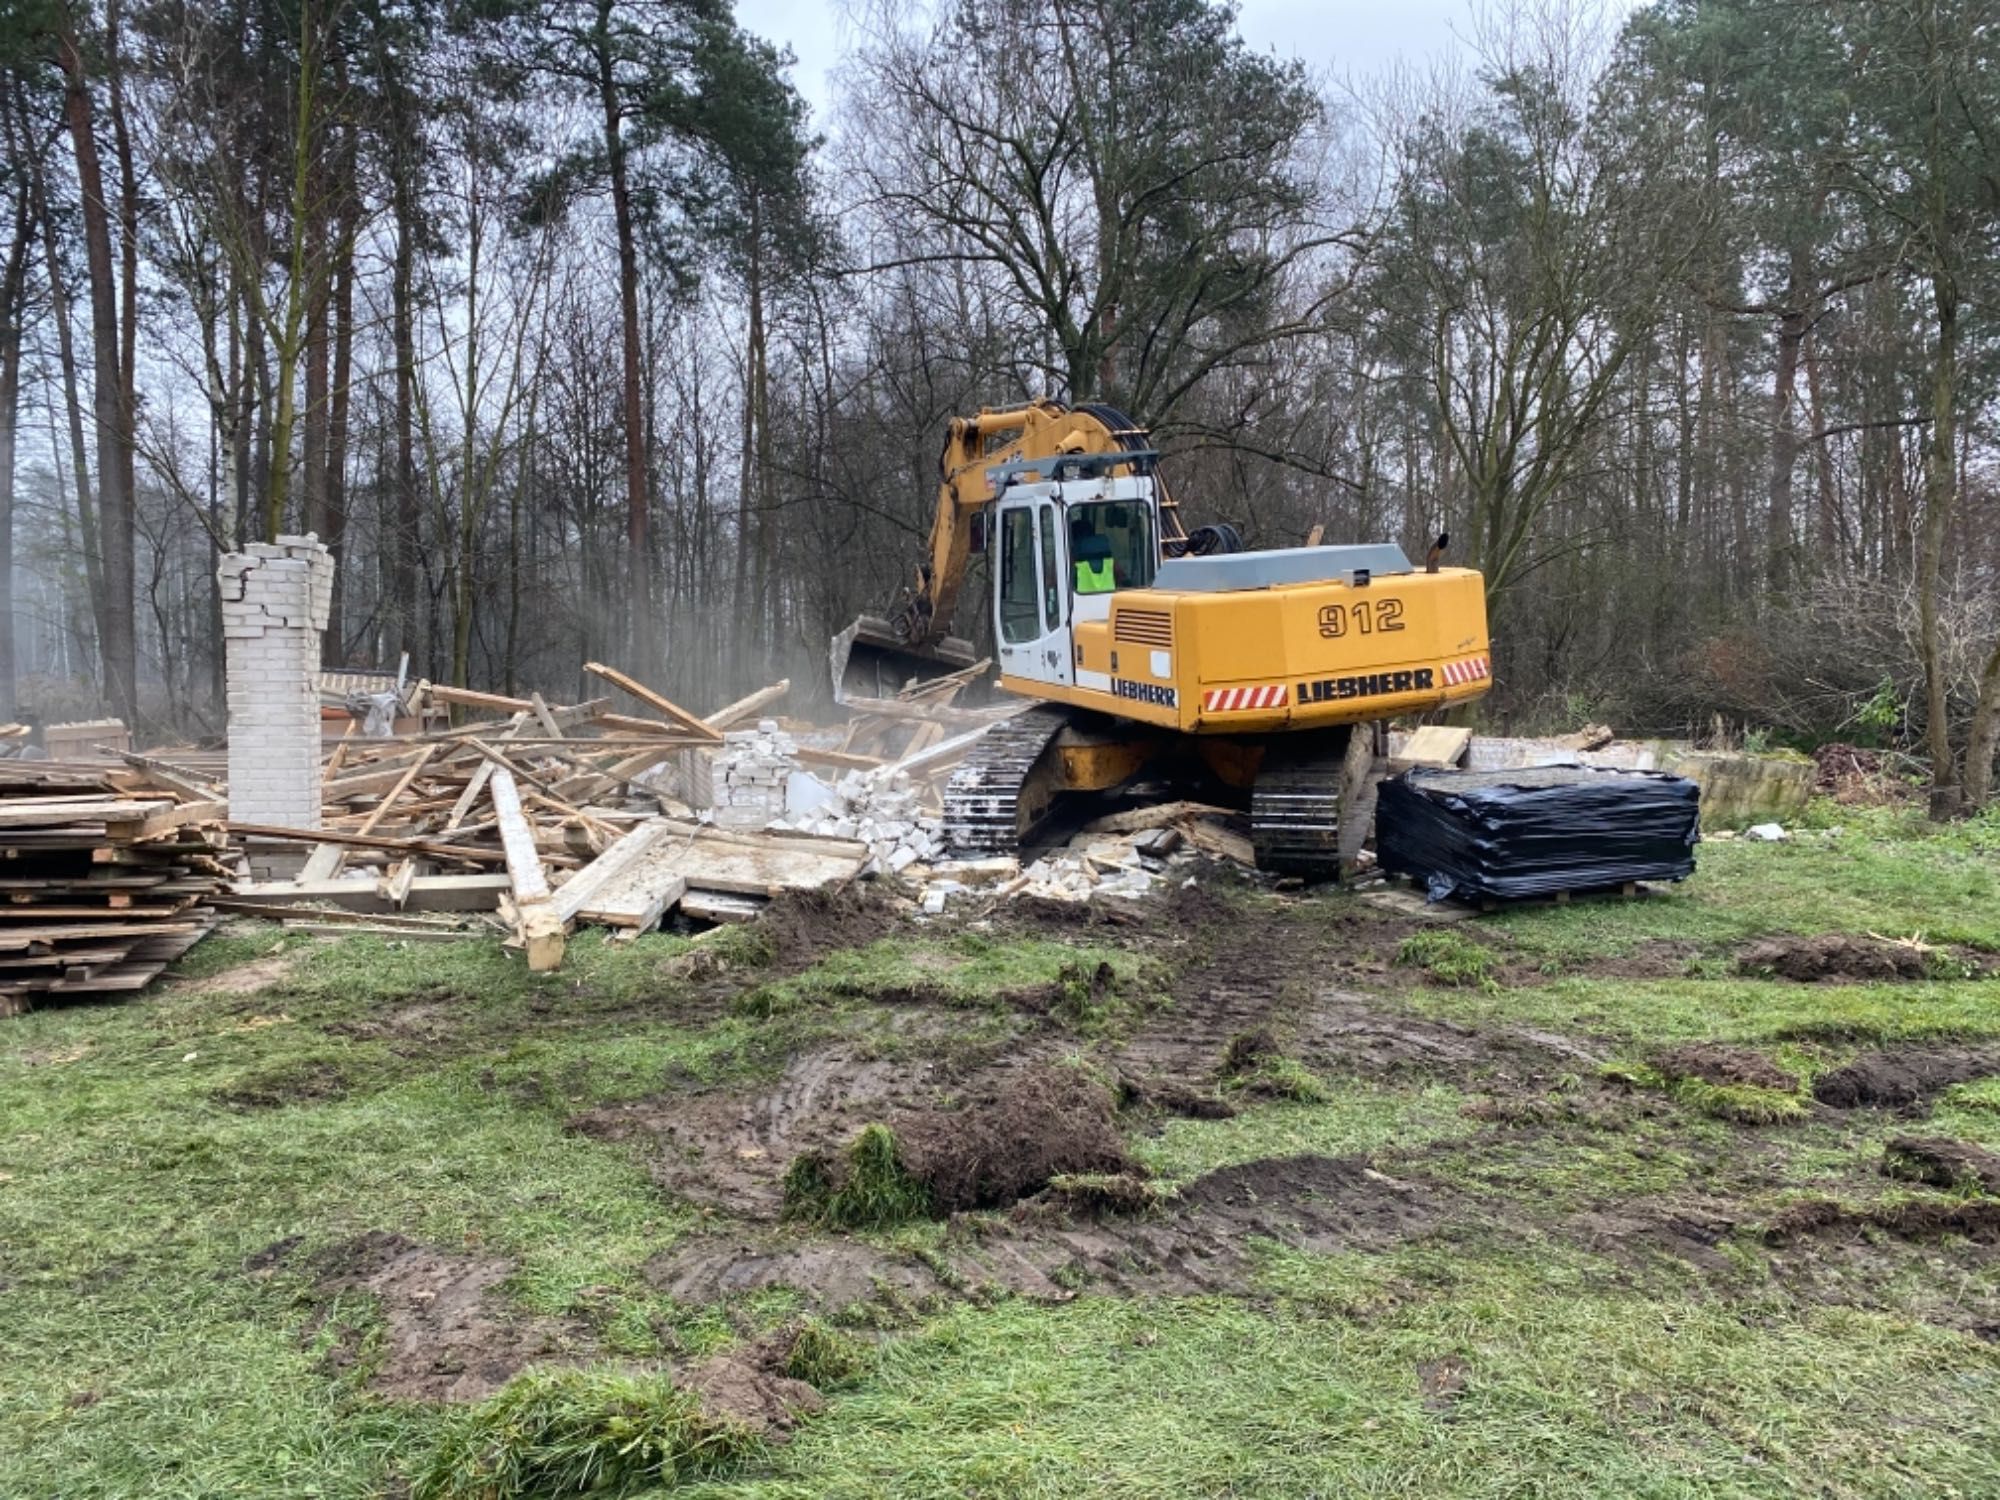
[[1028, 566, 1491, 732]]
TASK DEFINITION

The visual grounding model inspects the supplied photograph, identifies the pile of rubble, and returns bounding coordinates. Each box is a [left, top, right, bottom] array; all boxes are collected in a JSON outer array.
[[768, 764, 947, 875]]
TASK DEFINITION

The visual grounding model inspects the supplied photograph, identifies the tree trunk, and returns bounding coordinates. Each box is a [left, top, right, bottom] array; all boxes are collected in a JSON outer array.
[[390, 180, 419, 664], [1765, 270, 1806, 595], [1917, 273, 1958, 818], [323, 204, 355, 662], [58, 22, 137, 727], [0, 180, 34, 721], [597, 3, 651, 673]]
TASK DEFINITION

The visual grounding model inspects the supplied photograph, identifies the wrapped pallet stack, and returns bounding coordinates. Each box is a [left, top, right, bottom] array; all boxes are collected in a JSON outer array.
[[0, 766, 227, 1015], [1376, 765, 1700, 904]]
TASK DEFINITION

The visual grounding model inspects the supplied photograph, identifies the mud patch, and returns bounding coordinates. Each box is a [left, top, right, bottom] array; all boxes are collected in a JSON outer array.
[[646, 1233, 943, 1313], [1812, 1047, 2000, 1111], [213, 1057, 350, 1109], [1651, 1043, 1793, 1093], [308, 1230, 587, 1402], [1738, 934, 1932, 982], [1296, 991, 1602, 1088], [652, 1152, 1453, 1307], [571, 1043, 953, 1219], [1883, 1136, 2000, 1194], [682, 1330, 825, 1436]]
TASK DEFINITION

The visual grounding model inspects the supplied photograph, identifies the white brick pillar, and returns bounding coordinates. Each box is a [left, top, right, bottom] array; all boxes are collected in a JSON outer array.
[[220, 534, 334, 830]]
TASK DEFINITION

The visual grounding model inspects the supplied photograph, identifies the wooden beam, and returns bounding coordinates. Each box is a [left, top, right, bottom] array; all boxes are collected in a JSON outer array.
[[703, 679, 790, 729], [490, 767, 562, 971], [216, 874, 511, 915], [584, 661, 723, 741], [227, 821, 507, 865], [550, 817, 684, 924], [306, 742, 441, 881]]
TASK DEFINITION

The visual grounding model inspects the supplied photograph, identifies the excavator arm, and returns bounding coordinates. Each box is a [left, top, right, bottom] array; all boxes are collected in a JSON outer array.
[[832, 401, 1188, 701]]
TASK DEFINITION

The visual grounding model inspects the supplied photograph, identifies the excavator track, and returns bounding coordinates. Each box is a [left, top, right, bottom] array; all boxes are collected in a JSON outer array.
[[942, 705, 1074, 857], [1249, 729, 1354, 880]]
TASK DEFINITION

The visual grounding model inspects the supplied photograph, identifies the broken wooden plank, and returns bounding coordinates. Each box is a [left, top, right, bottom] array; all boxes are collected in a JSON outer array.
[[490, 767, 562, 970], [226, 822, 508, 865], [679, 890, 766, 924], [550, 818, 685, 924], [1390, 725, 1472, 771], [584, 662, 723, 742], [703, 679, 790, 730], [217, 874, 512, 915], [489, 768, 551, 905]]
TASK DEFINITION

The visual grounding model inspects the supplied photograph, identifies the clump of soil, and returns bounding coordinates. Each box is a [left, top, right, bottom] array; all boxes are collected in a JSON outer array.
[[1651, 1043, 1794, 1093], [895, 1066, 1136, 1214], [753, 886, 901, 969], [306, 1230, 587, 1402], [1812, 1047, 2000, 1110], [1883, 1136, 2000, 1194], [1738, 934, 1933, 982], [1763, 1196, 2000, 1246], [1115, 1070, 1238, 1120], [1221, 1026, 1282, 1076], [1038, 1172, 1173, 1216], [682, 1329, 827, 1437]]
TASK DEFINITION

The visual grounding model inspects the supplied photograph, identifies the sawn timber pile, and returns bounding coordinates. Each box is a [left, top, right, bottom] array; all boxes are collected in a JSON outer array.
[[0, 763, 226, 1014]]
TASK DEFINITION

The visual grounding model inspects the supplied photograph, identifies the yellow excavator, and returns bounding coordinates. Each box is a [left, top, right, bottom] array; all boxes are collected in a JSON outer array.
[[830, 400, 1493, 877]]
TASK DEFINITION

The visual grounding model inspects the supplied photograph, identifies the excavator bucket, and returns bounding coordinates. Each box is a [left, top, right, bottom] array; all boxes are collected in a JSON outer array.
[[830, 615, 981, 705]]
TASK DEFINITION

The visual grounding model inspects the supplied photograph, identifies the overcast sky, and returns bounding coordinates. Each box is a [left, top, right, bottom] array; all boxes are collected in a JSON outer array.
[[734, 0, 1486, 129]]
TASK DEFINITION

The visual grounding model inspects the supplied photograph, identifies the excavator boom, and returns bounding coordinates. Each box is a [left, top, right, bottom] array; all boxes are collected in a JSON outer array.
[[831, 402, 1184, 702]]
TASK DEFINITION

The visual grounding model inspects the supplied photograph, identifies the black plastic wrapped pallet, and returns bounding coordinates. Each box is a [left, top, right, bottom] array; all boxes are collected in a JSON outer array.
[[1376, 765, 1701, 903]]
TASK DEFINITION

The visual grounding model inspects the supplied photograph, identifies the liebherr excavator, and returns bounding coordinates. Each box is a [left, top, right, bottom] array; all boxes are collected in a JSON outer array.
[[830, 401, 1493, 878]]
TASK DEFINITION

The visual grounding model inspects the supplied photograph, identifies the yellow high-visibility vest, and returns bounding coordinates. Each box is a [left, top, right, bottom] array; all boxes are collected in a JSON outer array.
[[1074, 557, 1114, 593]]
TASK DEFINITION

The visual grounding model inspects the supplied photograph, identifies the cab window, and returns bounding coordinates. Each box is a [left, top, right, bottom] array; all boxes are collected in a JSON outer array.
[[1067, 500, 1156, 592], [1038, 505, 1062, 632], [998, 507, 1041, 644]]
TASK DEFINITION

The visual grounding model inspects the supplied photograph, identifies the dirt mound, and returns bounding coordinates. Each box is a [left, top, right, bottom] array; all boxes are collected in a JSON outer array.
[[1738, 934, 1932, 982], [682, 1330, 826, 1436], [306, 1230, 587, 1402], [1813, 743, 1915, 804], [753, 886, 901, 969], [896, 1067, 1134, 1213], [1652, 1043, 1794, 1092], [1763, 1197, 2000, 1246], [1883, 1136, 2000, 1194], [1812, 1047, 2000, 1110]]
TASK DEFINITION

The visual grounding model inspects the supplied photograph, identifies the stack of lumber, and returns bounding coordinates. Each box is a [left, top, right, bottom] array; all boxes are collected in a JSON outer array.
[[0, 765, 228, 1014]]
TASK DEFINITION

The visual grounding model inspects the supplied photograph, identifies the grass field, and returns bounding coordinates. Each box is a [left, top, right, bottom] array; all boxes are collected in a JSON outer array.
[[4, 803, 2000, 1498]]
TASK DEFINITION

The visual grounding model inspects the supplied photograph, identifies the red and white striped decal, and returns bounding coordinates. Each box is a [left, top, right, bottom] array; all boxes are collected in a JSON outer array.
[[1201, 684, 1289, 713], [1441, 654, 1491, 687]]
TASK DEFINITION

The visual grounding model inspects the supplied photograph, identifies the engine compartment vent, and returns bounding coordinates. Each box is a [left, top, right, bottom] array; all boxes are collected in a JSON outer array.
[[1113, 608, 1173, 647]]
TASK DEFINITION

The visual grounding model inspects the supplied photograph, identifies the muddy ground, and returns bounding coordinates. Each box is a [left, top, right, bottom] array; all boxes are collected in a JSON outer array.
[[287, 878, 2000, 1405]]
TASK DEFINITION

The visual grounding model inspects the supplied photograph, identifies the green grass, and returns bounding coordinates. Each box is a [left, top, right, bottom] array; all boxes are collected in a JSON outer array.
[[673, 1265, 2000, 1499], [1134, 1079, 1473, 1183], [414, 1367, 763, 1499], [783, 1124, 934, 1231], [7, 805, 2000, 1496], [1396, 929, 1502, 990]]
